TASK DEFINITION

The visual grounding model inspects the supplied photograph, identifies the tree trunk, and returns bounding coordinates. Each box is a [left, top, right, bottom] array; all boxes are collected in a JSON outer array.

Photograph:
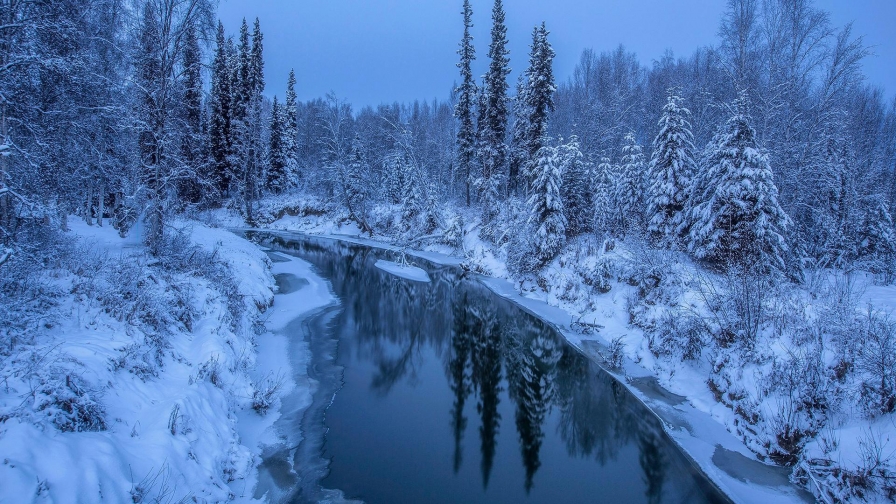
[[85, 181, 94, 225], [97, 181, 105, 227]]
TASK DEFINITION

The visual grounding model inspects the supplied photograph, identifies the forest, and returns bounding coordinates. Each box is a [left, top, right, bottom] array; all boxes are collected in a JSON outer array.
[[1, 0, 895, 502]]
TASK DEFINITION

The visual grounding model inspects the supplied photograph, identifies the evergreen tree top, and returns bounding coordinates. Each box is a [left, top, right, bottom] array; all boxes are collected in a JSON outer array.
[[251, 18, 264, 95], [489, 0, 509, 62], [457, 0, 475, 68]]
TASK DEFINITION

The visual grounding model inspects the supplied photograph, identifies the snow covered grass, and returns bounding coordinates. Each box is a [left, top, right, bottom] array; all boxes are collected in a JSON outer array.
[[0, 218, 277, 503], [210, 190, 896, 503]]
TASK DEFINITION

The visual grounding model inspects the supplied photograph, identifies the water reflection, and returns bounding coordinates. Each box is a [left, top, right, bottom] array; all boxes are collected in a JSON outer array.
[[256, 234, 727, 504]]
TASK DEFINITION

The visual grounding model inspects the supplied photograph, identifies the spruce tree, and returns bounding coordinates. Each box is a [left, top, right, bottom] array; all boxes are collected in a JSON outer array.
[[646, 91, 695, 246], [343, 135, 370, 232], [401, 157, 423, 229], [178, 21, 203, 204], [508, 75, 530, 195], [527, 142, 566, 265], [209, 22, 232, 198], [137, 0, 163, 251], [283, 69, 299, 184], [233, 19, 251, 124], [616, 132, 646, 234], [858, 197, 896, 275], [688, 95, 790, 270], [267, 96, 286, 193], [593, 156, 615, 234], [519, 23, 555, 192], [479, 0, 510, 226], [558, 136, 591, 236], [422, 181, 441, 234], [455, 0, 477, 207], [244, 18, 265, 220], [250, 18, 265, 97], [385, 152, 406, 205]]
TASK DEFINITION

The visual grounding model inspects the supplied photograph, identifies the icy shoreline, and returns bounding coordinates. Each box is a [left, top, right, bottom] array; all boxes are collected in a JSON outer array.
[[237, 247, 344, 502]]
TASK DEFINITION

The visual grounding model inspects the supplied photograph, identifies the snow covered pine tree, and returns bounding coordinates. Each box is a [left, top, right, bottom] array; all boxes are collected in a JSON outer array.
[[688, 94, 790, 270]]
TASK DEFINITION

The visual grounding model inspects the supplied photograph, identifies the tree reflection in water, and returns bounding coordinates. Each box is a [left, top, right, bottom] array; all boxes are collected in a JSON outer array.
[[257, 234, 726, 504]]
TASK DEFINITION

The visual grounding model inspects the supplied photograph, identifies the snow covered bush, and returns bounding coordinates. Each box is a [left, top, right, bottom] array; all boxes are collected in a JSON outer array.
[[607, 335, 626, 370], [574, 254, 613, 294], [796, 428, 896, 503], [623, 244, 683, 305], [0, 222, 71, 356], [30, 369, 107, 433], [763, 345, 835, 465], [251, 372, 285, 415], [649, 309, 707, 360], [440, 211, 464, 251], [693, 264, 771, 351], [197, 356, 224, 388], [505, 229, 538, 276], [856, 309, 896, 417]]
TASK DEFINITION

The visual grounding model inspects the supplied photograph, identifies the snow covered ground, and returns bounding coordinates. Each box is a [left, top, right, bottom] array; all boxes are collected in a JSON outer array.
[[0, 218, 334, 503], [201, 195, 896, 503]]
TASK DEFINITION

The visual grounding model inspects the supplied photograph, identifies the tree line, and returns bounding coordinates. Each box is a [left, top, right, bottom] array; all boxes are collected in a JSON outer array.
[[0, 0, 894, 279]]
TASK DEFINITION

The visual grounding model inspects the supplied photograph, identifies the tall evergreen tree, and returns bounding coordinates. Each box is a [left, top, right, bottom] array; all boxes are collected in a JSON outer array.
[[233, 18, 251, 124], [688, 95, 790, 270], [528, 143, 566, 264], [283, 69, 299, 185], [178, 20, 203, 204], [341, 135, 371, 233], [243, 18, 264, 220], [455, 0, 477, 207], [209, 21, 232, 198], [593, 156, 616, 234], [517, 23, 555, 193], [226, 18, 264, 223], [478, 0, 511, 227], [137, 0, 164, 251], [558, 136, 591, 236], [646, 91, 695, 246], [508, 74, 530, 195], [267, 96, 286, 193], [384, 151, 409, 205], [616, 132, 646, 233], [250, 18, 264, 97]]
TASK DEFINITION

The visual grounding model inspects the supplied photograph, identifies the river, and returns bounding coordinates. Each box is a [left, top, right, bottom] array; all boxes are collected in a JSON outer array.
[[252, 232, 730, 504]]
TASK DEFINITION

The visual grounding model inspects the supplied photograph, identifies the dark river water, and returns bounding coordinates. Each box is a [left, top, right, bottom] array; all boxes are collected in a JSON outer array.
[[254, 233, 730, 504]]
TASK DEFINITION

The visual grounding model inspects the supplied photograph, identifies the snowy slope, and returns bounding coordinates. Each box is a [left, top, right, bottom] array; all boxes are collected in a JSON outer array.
[[0, 220, 278, 503]]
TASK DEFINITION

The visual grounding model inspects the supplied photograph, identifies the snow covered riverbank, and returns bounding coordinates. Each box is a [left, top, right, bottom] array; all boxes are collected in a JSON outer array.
[[238, 247, 339, 502], [0, 220, 284, 503]]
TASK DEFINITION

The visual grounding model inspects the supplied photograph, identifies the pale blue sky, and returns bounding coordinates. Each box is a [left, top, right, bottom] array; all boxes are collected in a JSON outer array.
[[217, 0, 896, 108]]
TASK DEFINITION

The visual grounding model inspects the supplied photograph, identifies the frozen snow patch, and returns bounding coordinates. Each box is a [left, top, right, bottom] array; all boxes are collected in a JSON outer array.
[[375, 259, 431, 283]]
